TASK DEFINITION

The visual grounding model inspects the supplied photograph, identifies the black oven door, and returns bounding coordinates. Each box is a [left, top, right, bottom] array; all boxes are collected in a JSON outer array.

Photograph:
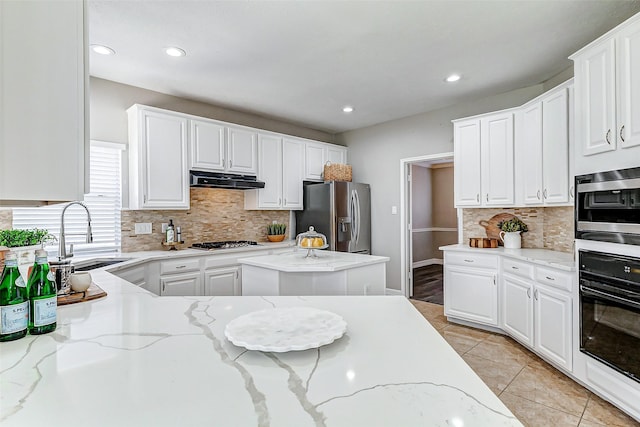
[[580, 277, 640, 383]]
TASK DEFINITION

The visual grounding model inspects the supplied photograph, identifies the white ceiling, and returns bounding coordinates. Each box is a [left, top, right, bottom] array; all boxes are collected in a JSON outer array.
[[89, 1, 640, 134]]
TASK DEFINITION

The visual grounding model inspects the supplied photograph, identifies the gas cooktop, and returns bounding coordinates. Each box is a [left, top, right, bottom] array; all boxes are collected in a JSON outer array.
[[191, 241, 259, 250]]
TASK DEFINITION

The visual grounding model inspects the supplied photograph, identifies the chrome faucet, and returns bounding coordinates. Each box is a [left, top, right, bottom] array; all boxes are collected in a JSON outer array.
[[58, 201, 93, 260]]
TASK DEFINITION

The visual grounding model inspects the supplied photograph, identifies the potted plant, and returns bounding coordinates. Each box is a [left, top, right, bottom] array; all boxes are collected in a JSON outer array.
[[0, 228, 56, 272], [266, 222, 287, 242], [497, 218, 528, 249]]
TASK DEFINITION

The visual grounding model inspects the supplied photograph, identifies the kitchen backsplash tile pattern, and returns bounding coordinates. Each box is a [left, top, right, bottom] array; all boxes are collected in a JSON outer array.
[[0, 209, 12, 230], [120, 188, 290, 252], [462, 206, 574, 253]]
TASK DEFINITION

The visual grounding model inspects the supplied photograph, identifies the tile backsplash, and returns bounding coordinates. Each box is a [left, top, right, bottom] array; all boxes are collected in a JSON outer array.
[[120, 188, 290, 252], [0, 209, 12, 230], [462, 206, 574, 253]]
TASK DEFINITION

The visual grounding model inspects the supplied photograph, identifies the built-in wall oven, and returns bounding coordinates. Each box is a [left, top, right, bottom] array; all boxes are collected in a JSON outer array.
[[579, 250, 640, 383], [575, 166, 640, 245]]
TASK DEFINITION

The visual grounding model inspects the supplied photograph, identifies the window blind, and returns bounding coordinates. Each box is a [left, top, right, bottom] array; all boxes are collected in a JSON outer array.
[[12, 142, 124, 256]]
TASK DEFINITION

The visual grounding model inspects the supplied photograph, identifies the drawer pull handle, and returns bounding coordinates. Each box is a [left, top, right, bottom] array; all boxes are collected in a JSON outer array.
[[512, 266, 519, 270], [545, 276, 555, 281], [620, 125, 625, 143], [464, 259, 474, 263], [606, 129, 611, 145], [176, 265, 187, 269], [536, 190, 541, 200]]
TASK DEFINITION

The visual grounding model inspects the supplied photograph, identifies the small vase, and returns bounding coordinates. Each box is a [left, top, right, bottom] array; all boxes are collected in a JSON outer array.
[[267, 234, 286, 242], [499, 231, 522, 249]]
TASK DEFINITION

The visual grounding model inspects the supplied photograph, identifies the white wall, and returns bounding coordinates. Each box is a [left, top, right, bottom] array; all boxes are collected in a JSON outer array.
[[336, 84, 546, 290]]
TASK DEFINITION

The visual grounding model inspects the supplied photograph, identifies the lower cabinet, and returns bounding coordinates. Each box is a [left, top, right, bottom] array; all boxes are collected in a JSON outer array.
[[444, 253, 498, 327], [203, 266, 240, 296], [160, 271, 201, 296], [502, 274, 534, 346]]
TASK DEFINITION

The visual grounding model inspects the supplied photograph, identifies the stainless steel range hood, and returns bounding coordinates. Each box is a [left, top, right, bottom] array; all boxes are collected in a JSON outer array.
[[189, 171, 265, 190]]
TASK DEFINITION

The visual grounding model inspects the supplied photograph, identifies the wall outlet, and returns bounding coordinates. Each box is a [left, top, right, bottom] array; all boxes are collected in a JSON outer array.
[[161, 223, 168, 233], [134, 223, 152, 234], [391, 206, 398, 215]]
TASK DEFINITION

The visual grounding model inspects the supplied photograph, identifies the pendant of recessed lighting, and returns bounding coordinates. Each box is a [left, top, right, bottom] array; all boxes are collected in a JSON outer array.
[[445, 74, 461, 83], [342, 106, 354, 113], [165, 46, 186, 57], [90, 44, 115, 55]]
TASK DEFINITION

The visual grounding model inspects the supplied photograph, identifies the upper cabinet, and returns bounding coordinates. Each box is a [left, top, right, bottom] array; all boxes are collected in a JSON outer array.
[[127, 105, 190, 210], [189, 119, 257, 175], [515, 81, 572, 206], [453, 111, 515, 207], [305, 141, 348, 181], [571, 14, 640, 174], [0, 0, 87, 206]]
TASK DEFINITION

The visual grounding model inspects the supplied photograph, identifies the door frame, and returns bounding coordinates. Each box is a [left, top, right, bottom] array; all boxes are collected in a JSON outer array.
[[399, 152, 454, 298]]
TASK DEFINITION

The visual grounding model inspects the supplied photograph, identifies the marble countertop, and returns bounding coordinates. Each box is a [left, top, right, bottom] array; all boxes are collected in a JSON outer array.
[[1, 269, 520, 426], [238, 250, 390, 272], [439, 244, 575, 271]]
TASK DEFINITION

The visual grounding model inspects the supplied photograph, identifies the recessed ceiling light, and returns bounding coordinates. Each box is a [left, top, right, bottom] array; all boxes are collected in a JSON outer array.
[[445, 74, 461, 83], [342, 106, 354, 113], [165, 47, 186, 57], [90, 44, 115, 55]]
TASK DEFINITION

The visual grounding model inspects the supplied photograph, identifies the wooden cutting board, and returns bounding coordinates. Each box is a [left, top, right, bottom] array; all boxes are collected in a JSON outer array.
[[469, 237, 499, 248], [478, 213, 517, 245], [57, 283, 107, 306]]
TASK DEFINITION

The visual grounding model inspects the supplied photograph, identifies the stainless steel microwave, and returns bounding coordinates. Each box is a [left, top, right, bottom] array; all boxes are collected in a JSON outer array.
[[575, 166, 640, 245]]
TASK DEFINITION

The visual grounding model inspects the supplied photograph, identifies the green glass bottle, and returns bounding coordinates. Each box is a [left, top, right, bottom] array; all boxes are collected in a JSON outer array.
[[0, 252, 29, 341], [27, 249, 57, 335]]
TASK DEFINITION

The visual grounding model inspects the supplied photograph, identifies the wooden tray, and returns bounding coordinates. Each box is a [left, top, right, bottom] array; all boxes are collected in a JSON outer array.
[[469, 237, 499, 248], [57, 283, 107, 306], [478, 213, 516, 245]]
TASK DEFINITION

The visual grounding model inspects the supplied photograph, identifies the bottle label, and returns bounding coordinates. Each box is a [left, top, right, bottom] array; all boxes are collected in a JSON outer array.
[[47, 272, 55, 282], [1, 301, 29, 334], [33, 297, 57, 327], [166, 229, 175, 243], [15, 276, 26, 288], [36, 256, 48, 264], [4, 260, 18, 267]]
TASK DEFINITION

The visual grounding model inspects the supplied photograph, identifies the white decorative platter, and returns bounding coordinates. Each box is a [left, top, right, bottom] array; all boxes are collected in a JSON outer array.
[[224, 307, 347, 352]]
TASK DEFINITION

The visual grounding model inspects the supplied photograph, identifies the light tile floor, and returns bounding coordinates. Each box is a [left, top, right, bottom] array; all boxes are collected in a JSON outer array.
[[410, 300, 640, 427]]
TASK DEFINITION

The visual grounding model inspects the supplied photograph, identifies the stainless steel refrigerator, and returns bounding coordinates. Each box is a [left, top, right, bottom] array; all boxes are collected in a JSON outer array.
[[296, 181, 371, 254]]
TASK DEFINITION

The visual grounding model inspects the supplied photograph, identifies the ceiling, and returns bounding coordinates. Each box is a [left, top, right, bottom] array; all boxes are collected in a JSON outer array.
[[89, 1, 640, 134]]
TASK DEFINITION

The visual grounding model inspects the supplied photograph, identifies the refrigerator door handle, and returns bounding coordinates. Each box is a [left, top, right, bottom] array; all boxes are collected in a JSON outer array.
[[351, 189, 360, 245]]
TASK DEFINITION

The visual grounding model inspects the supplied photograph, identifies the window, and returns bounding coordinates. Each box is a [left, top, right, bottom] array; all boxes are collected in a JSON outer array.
[[12, 141, 124, 256]]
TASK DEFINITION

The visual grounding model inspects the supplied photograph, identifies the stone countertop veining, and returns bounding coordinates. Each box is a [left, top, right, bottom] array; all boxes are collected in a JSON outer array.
[[0, 269, 520, 426], [439, 244, 575, 271], [238, 250, 390, 272]]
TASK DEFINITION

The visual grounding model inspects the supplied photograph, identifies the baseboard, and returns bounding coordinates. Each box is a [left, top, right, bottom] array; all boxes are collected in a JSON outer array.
[[412, 258, 444, 268], [385, 288, 404, 296]]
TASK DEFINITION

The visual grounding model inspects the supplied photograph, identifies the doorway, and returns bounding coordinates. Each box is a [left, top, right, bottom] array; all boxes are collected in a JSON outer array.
[[399, 153, 457, 301]]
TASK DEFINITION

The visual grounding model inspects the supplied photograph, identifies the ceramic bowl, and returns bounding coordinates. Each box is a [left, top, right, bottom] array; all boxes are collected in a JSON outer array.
[[69, 272, 92, 292]]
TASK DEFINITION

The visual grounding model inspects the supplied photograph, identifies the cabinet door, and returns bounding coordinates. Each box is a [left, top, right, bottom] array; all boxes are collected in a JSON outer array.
[[256, 134, 282, 209], [327, 146, 347, 165], [618, 23, 640, 149], [190, 119, 225, 171], [141, 110, 190, 209], [227, 126, 257, 174], [453, 120, 481, 206], [160, 272, 201, 296], [542, 88, 570, 204], [444, 266, 498, 326], [502, 274, 534, 347], [519, 103, 543, 205], [534, 284, 572, 371], [282, 139, 304, 209], [0, 0, 86, 204], [481, 112, 514, 206], [203, 267, 240, 296], [578, 38, 617, 156], [305, 142, 327, 181]]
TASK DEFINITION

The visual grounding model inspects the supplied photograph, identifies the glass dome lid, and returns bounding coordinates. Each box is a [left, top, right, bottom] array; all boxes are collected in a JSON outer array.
[[296, 226, 328, 249]]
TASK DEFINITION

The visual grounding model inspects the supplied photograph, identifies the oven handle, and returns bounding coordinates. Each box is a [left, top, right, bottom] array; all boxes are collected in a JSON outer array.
[[580, 284, 640, 310]]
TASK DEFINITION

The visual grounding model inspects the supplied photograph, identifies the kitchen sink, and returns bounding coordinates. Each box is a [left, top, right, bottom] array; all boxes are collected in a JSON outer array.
[[73, 258, 132, 271]]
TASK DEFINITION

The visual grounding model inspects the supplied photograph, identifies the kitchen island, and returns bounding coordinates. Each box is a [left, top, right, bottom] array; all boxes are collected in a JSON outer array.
[[239, 249, 390, 296], [0, 268, 520, 426]]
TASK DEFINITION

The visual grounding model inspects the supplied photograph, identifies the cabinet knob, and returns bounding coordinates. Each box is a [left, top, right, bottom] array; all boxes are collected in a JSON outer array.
[[536, 190, 541, 200], [527, 288, 531, 298], [485, 193, 489, 202], [620, 125, 625, 144], [543, 189, 548, 199], [229, 159, 233, 168], [606, 129, 612, 145], [476, 194, 480, 203], [534, 289, 539, 300], [570, 186, 574, 199]]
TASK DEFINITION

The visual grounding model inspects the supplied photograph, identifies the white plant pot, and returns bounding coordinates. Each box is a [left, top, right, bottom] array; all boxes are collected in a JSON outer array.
[[499, 231, 522, 249]]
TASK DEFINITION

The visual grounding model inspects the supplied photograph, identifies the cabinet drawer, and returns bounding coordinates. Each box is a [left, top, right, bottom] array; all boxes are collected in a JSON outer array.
[[502, 258, 534, 279], [445, 252, 498, 269], [160, 258, 201, 275], [535, 266, 574, 292]]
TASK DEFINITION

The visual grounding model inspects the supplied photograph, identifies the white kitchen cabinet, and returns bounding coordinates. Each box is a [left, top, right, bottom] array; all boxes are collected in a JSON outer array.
[[160, 271, 201, 296], [453, 111, 514, 207], [516, 83, 571, 206], [203, 266, 240, 296], [0, 0, 87, 205], [534, 283, 573, 370], [127, 105, 190, 210], [304, 141, 348, 181], [189, 119, 257, 175], [571, 14, 640, 174], [244, 134, 304, 210], [502, 273, 534, 347], [444, 252, 498, 327]]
